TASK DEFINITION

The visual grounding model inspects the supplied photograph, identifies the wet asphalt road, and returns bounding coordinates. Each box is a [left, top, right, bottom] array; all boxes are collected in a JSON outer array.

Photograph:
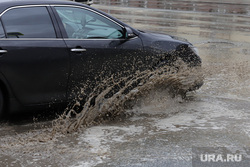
[[1, 1, 250, 167]]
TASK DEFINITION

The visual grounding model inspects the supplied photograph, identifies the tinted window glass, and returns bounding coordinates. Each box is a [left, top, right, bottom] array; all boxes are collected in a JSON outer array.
[[0, 21, 5, 38], [2, 7, 56, 38], [55, 7, 124, 39]]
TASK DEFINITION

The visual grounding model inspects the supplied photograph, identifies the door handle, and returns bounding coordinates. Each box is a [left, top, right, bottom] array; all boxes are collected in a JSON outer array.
[[0, 50, 7, 54], [71, 48, 86, 52]]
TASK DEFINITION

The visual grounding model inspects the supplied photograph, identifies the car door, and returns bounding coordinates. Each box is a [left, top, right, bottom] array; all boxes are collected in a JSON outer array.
[[0, 6, 70, 105], [52, 6, 144, 98]]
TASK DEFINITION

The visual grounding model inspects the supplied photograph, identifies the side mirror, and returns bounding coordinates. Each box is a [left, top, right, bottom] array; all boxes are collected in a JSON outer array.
[[125, 27, 136, 39]]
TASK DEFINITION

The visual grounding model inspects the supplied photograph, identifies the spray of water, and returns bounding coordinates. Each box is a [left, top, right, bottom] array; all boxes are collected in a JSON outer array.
[[52, 59, 204, 133]]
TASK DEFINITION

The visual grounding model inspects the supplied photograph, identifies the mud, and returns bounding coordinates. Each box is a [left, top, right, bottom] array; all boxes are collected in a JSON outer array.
[[53, 59, 203, 133]]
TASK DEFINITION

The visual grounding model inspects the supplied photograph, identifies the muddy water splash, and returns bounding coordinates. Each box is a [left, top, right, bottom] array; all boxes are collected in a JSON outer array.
[[53, 60, 203, 133], [0, 61, 203, 166], [0, 60, 203, 152]]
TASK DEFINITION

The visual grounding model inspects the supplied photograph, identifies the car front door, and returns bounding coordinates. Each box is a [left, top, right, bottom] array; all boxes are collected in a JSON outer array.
[[52, 6, 144, 98], [0, 6, 70, 105]]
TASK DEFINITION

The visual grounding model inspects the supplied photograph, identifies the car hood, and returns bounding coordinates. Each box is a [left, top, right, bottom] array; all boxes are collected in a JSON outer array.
[[138, 30, 191, 53], [138, 30, 190, 45], [145, 31, 173, 39]]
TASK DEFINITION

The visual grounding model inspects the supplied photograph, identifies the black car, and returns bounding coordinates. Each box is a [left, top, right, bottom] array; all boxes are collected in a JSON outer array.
[[0, 0, 202, 116]]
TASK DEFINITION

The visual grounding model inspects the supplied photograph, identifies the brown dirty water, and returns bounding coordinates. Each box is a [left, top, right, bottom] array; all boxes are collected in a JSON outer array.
[[53, 60, 203, 133]]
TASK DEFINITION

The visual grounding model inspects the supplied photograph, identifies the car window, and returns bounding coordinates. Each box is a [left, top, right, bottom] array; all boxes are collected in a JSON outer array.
[[55, 7, 124, 39], [1, 7, 56, 38], [0, 21, 5, 38]]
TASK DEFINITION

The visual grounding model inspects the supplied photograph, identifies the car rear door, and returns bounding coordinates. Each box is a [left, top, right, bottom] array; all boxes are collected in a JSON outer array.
[[0, 6, 70, 105], [52, 6, 144, 98]]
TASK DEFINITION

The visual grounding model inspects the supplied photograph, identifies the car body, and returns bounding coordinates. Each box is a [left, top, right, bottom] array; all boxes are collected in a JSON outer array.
[[0, 0, 202, 115]]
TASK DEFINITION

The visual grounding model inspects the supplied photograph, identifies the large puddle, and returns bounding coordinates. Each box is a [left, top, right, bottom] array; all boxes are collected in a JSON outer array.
[[1, 1, 250, 166]]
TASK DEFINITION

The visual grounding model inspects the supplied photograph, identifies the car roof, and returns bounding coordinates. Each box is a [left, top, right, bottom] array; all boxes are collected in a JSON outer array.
[[0, 0, 83, 14]]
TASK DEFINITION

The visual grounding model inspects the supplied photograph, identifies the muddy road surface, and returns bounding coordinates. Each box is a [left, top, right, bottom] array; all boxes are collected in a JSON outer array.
[[1, 1, 250, 166]]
